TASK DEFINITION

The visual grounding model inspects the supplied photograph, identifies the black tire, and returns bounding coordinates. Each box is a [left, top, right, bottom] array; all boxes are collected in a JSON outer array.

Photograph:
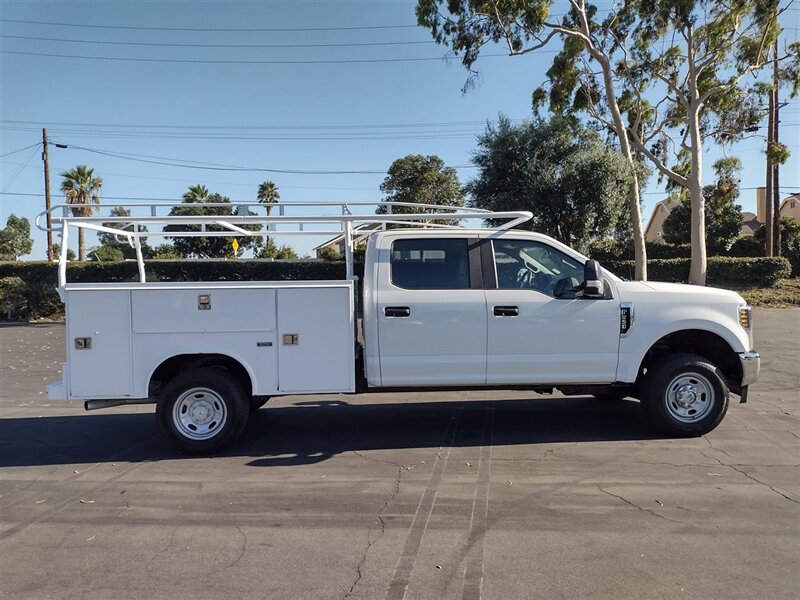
[[251, 395, 270, 412], [641, 353, 729, 437], [156, 367, 249, 454]]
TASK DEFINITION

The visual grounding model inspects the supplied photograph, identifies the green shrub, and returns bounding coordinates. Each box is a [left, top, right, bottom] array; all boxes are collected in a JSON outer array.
[[0, 260, 366, 320], [728, 236, 763, 257], [604, 256, 792, 288], [89, 245, 126, 262], [0, 276, 29, 319], [588, 240, 691, 261]]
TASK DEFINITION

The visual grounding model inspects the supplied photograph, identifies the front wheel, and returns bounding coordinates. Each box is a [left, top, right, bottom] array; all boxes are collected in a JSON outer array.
[[641, 354, 729, 437], [157, 368, 249, 454]]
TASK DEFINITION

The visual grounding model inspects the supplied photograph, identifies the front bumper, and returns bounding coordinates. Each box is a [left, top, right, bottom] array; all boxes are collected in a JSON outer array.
[[738, 352, 760, 387]]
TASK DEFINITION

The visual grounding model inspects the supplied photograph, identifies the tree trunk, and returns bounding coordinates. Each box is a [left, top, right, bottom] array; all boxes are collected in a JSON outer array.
[[596, 56, 647, 281], [78, 229, 86, 262], [687, 108, 707, 286], [629, 171, 647, 281]]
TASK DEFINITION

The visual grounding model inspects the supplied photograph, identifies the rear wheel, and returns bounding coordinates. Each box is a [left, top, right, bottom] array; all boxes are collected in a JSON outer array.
[[157, 368, 249, 454], [641, 354, 729, 437]]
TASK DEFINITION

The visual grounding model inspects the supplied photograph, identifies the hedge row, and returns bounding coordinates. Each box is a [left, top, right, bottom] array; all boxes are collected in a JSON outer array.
[[603, 256, 792, 288], [0, 256, 792, 320], [590, 236, 800, 276], [589, 240, 692, 261], [0, 260, 363, 320]]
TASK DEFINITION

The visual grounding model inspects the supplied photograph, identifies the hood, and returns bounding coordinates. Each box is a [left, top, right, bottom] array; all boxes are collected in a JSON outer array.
[[617, 281, 745, 304]]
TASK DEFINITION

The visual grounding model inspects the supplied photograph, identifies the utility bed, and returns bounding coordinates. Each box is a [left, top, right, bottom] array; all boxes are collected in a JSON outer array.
[[50, 280, 355, 401]]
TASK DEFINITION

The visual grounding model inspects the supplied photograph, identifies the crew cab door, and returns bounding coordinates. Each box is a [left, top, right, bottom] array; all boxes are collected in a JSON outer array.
[[484, 237, 620, 384], [376, 237, 487, 386]]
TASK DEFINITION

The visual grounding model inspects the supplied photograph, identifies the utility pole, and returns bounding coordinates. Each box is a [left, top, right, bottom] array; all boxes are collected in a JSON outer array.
[[42, 128, 53, 261], [773, 38, 781, 257], [765, 90, 774, 257]]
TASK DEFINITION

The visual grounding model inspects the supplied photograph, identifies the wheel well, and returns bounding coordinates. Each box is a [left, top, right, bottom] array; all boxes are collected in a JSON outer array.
[[149, 354, 253, 398], [638, 330, 742, 390]]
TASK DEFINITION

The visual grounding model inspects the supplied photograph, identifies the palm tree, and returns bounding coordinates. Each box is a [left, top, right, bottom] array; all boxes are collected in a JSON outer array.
[[257, 181, 280, 215], [60, 165, 103, 261], [184, 184, 210, 203]]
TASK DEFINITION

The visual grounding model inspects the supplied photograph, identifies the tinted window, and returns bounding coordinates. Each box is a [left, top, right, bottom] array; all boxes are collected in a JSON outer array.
[[493, 240, 583, 296], [391, 238, 470, 289]]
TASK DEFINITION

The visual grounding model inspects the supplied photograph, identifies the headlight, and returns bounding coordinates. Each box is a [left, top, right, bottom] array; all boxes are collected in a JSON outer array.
[[738, 305, 752, 329]]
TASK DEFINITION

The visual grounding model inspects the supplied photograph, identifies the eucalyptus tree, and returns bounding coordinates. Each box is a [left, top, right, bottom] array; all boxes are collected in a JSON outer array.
[[60, 165, 103, 261], [417, 0, 791, 284], [0, 214, 34, 261]]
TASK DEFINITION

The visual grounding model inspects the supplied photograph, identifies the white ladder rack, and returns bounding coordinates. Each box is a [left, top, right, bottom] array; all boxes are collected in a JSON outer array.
[[36, 200, 533, 287]]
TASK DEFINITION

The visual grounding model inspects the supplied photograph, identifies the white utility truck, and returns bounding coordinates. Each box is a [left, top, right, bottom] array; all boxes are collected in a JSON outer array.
[[39, 202, 760, 453]]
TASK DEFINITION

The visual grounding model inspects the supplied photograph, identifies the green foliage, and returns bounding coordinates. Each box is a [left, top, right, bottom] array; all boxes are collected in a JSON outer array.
[[89, 245, 125, 262], [0, 260, 366, 320], [754, 216, 800, 275], [257, 181, 280, 214], [588, 240, 691, 261], [728, 235, 763, 257], [767, 141, 790, 165], [0, 214, 34, 260], [604, 257, 791, 287], [467, 116, 632, 252], [255, 237, 299, 260], [316, 245, 341, 261], [416, 0, 784, 284], [60, 165, 102, 217], [97, 206, 149, 259], [60, 165, 103, 261], [662, 158, 744, 252], [0, 276, 28, 318], [150, 244, 185, 260], [51, 243, 76, 261], [165, 185, 261, 258], [377, 154, 464, 224]]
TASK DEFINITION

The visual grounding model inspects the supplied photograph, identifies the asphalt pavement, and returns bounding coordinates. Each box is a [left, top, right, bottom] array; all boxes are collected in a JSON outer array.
[[0, 309, 798, 600]]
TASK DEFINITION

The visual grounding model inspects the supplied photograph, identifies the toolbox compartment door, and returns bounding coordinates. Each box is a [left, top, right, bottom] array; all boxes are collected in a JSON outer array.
[[277, 287, 354, 393]]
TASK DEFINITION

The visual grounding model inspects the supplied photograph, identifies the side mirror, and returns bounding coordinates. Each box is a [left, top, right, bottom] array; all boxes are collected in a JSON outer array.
[[554, 276, 581, 299], [582, 260, 605, 298]]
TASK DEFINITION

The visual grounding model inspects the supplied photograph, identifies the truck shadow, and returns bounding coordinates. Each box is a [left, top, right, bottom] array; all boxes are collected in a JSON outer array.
[[0, 396, 659, 468]]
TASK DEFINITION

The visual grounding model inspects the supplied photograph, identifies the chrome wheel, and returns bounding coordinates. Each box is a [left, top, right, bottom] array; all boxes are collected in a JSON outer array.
[[664, 373, 715, 423], [172, 387, 228, 441]]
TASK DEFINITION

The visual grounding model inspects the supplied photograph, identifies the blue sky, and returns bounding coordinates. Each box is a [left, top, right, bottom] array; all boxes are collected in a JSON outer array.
[[1, 0, 798, 259]]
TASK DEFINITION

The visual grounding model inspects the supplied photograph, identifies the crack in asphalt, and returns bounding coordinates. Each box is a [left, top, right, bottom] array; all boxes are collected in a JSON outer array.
[[597, 485, 688, 525], [700, 450, 800, 505], [702, 435, 734, 459], [343, 451, 407, 599]]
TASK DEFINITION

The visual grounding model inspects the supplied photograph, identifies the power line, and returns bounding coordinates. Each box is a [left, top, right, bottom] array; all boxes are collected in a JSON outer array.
[[0, 49, 517, 65], [0, 18, 420, 32], [4, 186, 799, 200], [0, 142, 40, 158], [53, 141, 477, 174], [1, 118, 509, 130], [0, 33, 434, 49]]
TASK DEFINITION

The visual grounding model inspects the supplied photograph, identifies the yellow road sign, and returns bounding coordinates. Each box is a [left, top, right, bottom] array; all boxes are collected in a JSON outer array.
[[232, 239, 239, 252]]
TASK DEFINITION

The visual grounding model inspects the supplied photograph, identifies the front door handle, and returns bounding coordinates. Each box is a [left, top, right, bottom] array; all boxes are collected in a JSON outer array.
[[493, 306, 519, 317], [385, 306, 411, 318]]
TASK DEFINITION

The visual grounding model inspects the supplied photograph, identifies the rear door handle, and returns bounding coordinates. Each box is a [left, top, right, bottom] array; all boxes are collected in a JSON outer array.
[[385, 306, 411, 318], [493, 306, 519, 317]]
